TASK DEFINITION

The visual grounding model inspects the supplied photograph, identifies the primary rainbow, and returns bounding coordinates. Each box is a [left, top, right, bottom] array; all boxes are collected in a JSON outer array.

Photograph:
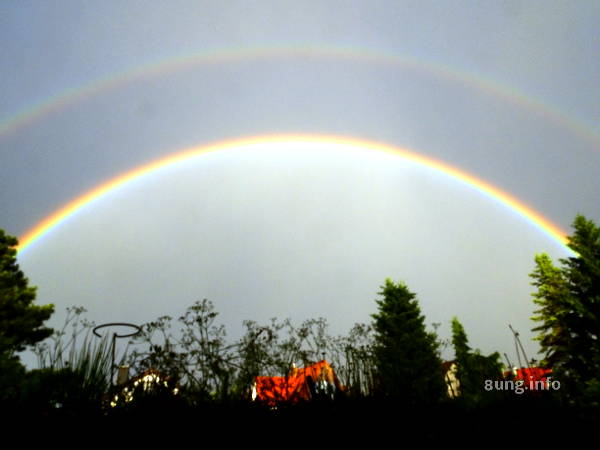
[[16, 135, 571, 255]]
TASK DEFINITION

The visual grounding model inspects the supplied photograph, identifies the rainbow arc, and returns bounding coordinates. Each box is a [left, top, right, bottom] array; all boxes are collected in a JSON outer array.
[[16, 135, 572, 255]]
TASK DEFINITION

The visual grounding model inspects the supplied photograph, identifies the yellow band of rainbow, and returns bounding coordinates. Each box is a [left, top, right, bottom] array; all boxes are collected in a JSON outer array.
[[16, 135, 571, 255]]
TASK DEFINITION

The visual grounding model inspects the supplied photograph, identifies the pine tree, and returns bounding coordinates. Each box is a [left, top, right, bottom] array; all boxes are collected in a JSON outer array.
[[530, 254, 572, 369], [530, 215, 600, 406], [371, 278, 446, 406], [451, 317, 502, 406], [0, 229, 54, 361], [451, 317, 471, 398]]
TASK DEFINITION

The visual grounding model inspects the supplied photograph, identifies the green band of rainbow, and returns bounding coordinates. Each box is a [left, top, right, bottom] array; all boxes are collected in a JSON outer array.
[[2, 45, 599, 151], [16, 134, 572, 256]]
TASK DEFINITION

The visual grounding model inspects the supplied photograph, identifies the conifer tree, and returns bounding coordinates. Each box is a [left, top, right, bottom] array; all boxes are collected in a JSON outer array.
[[371, 278, 445, 406], [451, 317, 502, 406], [0, 229, 54, 402], [530, 215, 600, 406], [0, 229, 54, 360]]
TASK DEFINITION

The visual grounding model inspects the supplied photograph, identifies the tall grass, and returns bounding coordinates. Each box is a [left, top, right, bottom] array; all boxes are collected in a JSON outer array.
[[31, 307, 115, 411]]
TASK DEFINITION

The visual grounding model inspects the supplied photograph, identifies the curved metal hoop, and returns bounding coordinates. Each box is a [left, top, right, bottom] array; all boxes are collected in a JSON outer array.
[[93, 322, 141, 339]]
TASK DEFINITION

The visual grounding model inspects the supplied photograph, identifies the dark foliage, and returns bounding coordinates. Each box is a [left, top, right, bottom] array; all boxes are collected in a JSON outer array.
[[0, 229, 54, 405], [451, 316, 504, 407], [371, 278, 446, 405], [531, 214, 600, 407]]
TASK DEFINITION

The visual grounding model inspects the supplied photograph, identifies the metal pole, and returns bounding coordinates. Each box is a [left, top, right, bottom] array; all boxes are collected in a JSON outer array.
[[112, 332, 117, 386], [516, 333, 531, 369], [509, 324, 523, 369], [93, 322, 142, 387]]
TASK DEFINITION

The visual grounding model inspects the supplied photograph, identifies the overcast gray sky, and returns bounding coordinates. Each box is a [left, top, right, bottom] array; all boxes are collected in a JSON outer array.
[[2, 1, 599, 367]]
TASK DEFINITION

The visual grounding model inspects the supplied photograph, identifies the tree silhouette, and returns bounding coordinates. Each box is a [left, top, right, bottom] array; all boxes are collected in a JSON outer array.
[[371, 278, 446, 406], [531, 214, 600, 406], [451, 316, 502, 406], [1, 229, 54, 403]]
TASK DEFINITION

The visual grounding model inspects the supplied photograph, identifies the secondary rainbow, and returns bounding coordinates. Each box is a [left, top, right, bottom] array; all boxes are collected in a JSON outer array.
[[2, 45, 599, 150], [16, 135, 571, 255]]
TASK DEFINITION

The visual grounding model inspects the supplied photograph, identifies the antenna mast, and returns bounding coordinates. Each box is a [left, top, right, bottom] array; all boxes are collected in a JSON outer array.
[[508, 324, 531, 369]]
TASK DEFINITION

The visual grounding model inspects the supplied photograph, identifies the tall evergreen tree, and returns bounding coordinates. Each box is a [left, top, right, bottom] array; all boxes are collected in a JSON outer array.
[[530, 254, 572, 369], [530, 214, 600, 406], [371, 278, 446, 406], [451, 317, 502, 406], [0, 230, 54, 357], [0, 229, 54, 402]]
